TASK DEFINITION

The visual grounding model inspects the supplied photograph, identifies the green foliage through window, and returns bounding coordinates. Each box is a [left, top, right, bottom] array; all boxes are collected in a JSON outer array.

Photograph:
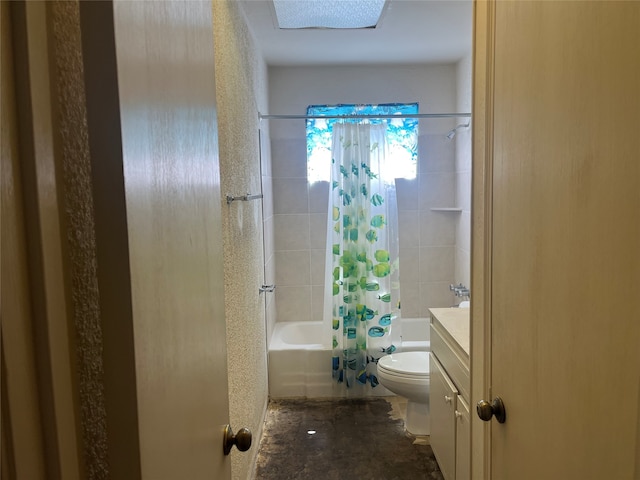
[[306, 103, 419, 183]]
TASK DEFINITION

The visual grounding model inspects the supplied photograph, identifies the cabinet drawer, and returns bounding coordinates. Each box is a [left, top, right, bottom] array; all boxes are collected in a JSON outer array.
[[430, 323, 470, 402]]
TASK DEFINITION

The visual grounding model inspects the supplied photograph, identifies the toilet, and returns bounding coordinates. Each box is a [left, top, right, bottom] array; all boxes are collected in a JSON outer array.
[[377, 351, 430, 435]]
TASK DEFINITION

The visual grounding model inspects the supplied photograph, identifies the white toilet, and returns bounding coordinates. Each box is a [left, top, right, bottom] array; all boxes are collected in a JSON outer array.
[[377, 351, 430, 435]]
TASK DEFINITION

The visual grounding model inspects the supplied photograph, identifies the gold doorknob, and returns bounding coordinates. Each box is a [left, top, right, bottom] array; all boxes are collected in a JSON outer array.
[[476, 397, 506, 423], [223, 425, 252, 455]]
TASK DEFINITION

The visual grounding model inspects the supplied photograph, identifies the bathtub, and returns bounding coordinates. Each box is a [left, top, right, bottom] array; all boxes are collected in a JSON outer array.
[[268, 318, 430, 398]]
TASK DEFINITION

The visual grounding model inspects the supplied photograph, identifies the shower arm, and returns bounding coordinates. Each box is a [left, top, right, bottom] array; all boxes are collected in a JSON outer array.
[[446, 121, 471, 139]]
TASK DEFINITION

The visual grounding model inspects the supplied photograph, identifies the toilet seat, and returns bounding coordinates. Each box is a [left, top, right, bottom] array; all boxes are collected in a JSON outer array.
[[377, 351, 429, 377]]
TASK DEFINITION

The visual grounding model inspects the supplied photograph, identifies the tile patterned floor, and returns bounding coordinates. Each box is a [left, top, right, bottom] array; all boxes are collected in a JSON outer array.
[[253, 398, 444, 480]]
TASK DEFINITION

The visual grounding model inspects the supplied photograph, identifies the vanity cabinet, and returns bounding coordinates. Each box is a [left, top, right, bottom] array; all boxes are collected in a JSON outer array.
[[455, 395, 471, 479], [430, 354, 458, 480], [429, 308, 470, 480]]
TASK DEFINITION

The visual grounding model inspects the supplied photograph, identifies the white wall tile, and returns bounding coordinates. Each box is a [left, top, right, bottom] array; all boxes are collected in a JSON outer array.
[[419, 172, 456, 210], [419, 134, 456, 173], [456, 170, 472, 212], [309, 181, 330, 213], [420, 210, 456, 246], [399, 282, 421, 319], [395, 178, 419, 210], [260, 120, 273, 177], [398, 247, 420, 317], [272, 138, 308, 178], [311, 285, 325, 323], [260, 149, 272, 179], [455, 130, 472, 173], [419, 246, 454, 282], [399, 247, 420, 285], [310, 248, 327, 286], [398, 210, 420, 248], [454, 53, 473, 300], [275, 250, 310, 286], [273, 177, 309, 214], [276, 285, 312, 321], [266, 296, 277, 349], [264, 250, 276, 285], [457, 210, 471, 253], [419, 282, 456, 311], [309, 213, 328, 250], [261, 175, 274, 221], [263, 216, 274, 264], [454, 247, 471, 291], [274, 214, 310, 250]]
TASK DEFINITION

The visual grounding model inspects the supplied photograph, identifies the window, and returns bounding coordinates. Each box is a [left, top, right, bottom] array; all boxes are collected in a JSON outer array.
[[306, 103, 419, 184]]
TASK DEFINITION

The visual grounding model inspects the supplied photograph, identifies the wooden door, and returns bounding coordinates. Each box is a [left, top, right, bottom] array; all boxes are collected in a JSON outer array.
[[477, 1, 640, 478], [3, 1, 231, 478], [109, 1, 232, 478], [2, 2, 83, 477], [80, 0, 232, 477], [1, 3, 48, 477]]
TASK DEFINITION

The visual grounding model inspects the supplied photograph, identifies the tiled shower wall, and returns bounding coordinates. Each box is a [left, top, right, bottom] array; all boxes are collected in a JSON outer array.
[[267, 65, 470, 328], [455, 53, 473, 290], [270, 131, 458, 323]]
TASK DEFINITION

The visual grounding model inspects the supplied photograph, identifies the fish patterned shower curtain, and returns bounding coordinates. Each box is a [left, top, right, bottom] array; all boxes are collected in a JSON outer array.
[[326, 122, 401, 392]]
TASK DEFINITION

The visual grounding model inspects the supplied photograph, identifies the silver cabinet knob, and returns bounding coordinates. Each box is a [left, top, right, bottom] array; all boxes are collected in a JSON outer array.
[[223, 425, 252, 455]]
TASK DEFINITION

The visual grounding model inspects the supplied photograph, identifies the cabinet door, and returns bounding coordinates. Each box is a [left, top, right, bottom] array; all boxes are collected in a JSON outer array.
[[455, 395, 471, 480], [429, 353, 458, 480]]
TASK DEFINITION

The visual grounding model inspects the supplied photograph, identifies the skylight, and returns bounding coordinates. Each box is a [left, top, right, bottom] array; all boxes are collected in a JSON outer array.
[[273, 0, 386, 29]]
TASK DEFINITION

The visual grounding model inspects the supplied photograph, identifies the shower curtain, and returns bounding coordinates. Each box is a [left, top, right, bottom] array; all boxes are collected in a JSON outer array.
[[326, 122, 401, 391]]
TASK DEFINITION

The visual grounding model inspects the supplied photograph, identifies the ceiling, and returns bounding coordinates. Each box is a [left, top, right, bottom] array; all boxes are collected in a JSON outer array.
[[238, 0, 473, 66]]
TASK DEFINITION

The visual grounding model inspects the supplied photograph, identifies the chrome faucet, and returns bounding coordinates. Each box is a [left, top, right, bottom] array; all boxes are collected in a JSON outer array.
[[449, 283, 470, 298]]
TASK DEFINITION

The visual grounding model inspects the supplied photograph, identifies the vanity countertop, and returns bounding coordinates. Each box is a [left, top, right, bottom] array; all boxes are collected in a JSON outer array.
[[428, 308, 470, 358]]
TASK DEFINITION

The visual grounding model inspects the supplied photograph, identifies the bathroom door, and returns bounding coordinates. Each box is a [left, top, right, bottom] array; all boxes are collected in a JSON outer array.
[[476, 1, 640, 478], [108, 1, 232, 478]]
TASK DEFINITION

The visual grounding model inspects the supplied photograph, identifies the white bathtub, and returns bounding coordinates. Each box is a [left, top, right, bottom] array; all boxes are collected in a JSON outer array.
[[268, 318, 430, 398]]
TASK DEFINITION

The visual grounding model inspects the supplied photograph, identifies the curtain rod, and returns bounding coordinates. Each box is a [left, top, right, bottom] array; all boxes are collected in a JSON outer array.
[[258, 112, 471, 120]]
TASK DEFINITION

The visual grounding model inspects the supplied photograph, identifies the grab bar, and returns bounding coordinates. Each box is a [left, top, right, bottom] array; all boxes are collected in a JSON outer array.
[[259, 284, 276, 293], [226, 193, 263, 205]]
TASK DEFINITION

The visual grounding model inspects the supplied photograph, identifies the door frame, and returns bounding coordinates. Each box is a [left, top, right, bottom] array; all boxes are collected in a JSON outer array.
[[2, 2, 83, 478], [471, 1, 495, 478]]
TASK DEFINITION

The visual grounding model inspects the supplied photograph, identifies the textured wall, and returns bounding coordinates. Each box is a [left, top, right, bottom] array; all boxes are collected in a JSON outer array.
[[212, 2, 270, 480], [48, 2, 109, 477]]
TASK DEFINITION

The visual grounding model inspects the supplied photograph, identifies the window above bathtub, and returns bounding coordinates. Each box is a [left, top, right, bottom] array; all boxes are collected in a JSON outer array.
[[306, 103, 419, 184]]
